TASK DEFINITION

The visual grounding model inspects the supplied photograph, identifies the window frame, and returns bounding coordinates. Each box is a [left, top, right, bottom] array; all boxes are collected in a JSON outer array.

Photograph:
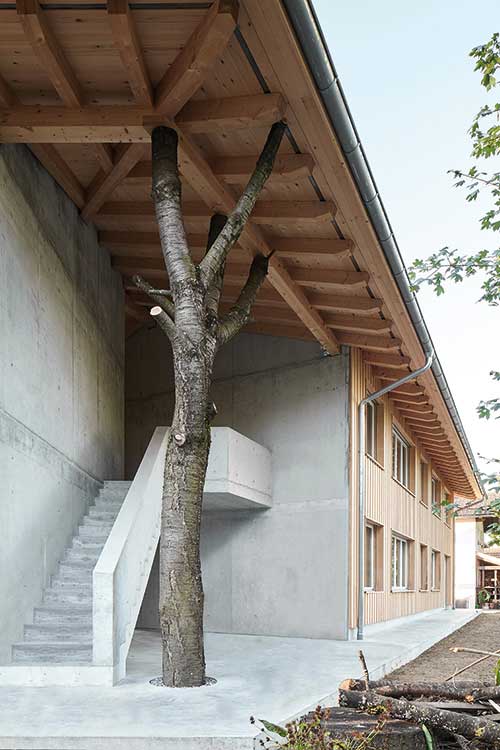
[[391, 534, 409, 591], [420, 543, 428, 591], [392, 428, 411, 490], [364, 523, 375, 591], [431, 476, 441, 518], [365, 399, 384, 465], [420, 461, 429, 507], [431, 549, 441, 591]]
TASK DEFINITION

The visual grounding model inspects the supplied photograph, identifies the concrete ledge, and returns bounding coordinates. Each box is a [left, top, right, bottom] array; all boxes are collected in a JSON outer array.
[[0, 664, 114, 687]]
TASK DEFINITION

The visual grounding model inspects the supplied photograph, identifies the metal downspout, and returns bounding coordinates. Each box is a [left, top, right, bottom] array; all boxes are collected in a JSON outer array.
[[281, 0, 483, 495], [357, 350, 434, 640]]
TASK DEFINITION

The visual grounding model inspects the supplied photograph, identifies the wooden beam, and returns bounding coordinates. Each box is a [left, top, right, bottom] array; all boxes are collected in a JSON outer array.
[[322, 313, 393, 334], [363, 352, 411, 369], [107, 0, 153, 106], [126, 153, 316, 185], [97, 200, 337, 223], [373, 368, 421, 383], [335, 333, 402, 351], [16, 0, 83, 107], [29, 144, 85, 208], [397, 403, 434, 414], [390, 393, 430, 404], [308, 293, 382, 312], [82, 144, 144, 220], [99, 229, 352, 263], [0, 74, 17, 107], [390, 383, 425, 396], [176, 93, 287, 133], [243, 321, 314, 341], [213, 153, 315, 183], [93, 144, 114, 173], [0, 98, 286, 142], [400, 412, 438, 423], [155, 0, 239, 115]]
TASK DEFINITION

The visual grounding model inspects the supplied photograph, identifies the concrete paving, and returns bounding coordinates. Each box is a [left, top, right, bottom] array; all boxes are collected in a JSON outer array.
[[0, 609, 476, 750]]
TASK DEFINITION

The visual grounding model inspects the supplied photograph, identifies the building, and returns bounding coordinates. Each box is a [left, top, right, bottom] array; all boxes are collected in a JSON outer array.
[[455, 494, 500, 609], [0, 0, 481, 727]]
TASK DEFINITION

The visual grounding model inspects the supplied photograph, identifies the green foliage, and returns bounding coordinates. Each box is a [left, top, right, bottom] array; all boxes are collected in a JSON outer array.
[[421, 723, 435, 750], [495, 659, 500, 686], [252, 707, 385, 750], [478, 588, 491, 604]]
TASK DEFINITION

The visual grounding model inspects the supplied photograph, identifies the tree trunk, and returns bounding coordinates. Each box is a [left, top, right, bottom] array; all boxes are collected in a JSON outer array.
[[136, 122, 286, 687]]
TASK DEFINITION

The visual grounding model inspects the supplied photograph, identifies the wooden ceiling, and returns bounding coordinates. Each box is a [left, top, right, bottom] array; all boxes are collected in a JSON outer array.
[[0, 0, 480, 498]]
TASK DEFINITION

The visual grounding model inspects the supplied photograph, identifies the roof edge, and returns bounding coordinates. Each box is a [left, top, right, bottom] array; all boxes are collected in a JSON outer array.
[[282, 0, 483, 497]]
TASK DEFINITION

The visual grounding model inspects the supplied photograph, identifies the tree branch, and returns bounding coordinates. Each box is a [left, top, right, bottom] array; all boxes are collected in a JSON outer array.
[[200, 121, 287, 289], [217, 253, 270, 346], [151, 126, 195, 288], [204, 213, 227, 320], [150, 305, 176, 340], [133, 274, 176, 319], [340, 688, 500, 746]]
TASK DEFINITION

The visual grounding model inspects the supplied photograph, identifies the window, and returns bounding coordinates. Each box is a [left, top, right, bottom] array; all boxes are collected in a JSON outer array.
[[443, 491, 453, 525], [431, 550, 441, 590], [420, 544, 428, 590], [365, 400, 384, 464], [364, 522, 383, 591], [420, 461, 429, 506], [392, 428, 411, 488], [364, 524, 375, 590], [431, 477, 441, 518], [392, 535, 409, 590]]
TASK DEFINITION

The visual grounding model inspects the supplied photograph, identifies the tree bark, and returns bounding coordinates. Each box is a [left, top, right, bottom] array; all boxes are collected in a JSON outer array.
[[340, 688, 500, 746], [140, 122, 286, 687], [342, 678, 500, 701]]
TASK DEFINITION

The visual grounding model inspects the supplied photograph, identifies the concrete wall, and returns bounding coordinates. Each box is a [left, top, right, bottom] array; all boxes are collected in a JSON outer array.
[[126, 327, 350, 639], [455, 518, 477, 608], [0, 145, 125, 662]]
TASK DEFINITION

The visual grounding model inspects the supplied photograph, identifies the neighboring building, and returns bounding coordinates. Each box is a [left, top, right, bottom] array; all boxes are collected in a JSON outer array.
[[455, 494, 500, 609], [0, 0, 482, 691]]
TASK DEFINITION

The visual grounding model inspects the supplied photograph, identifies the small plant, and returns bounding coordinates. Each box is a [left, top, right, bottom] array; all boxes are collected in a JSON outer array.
[[478, 588, 491, 607], [251, 705, 385, 750]]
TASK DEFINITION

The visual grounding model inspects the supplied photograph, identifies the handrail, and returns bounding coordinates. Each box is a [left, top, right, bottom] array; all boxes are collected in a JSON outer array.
[[92, 427, 168, 682]]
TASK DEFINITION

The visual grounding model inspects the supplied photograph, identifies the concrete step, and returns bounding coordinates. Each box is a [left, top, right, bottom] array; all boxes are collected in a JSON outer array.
[[12, 642, 92, 663], [81, 517, 114, 529], [87, 508, 118, 521], [58, 562, 94, 580], [24, 623, 92, 642], [34, 605, 92, 625], [93, 500, 123, 513], [44, 587, 92, 605], [72, 537, 105, 551], [51, 579, 92, 594], [77, 529, 110, 544]]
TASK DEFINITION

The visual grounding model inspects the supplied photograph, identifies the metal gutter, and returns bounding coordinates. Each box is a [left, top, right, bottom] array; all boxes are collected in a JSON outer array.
[[282, 0, 483, 495]]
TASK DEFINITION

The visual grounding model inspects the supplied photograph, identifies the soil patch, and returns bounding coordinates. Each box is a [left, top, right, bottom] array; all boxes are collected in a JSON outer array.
[[387, 613, 500, 683]]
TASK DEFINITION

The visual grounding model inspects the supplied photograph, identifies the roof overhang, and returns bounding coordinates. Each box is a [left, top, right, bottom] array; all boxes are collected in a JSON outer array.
[[0, 0, 481, 498]]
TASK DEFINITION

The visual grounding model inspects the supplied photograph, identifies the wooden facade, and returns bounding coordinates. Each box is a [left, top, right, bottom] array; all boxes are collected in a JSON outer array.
[[349, 348, 454, 628]]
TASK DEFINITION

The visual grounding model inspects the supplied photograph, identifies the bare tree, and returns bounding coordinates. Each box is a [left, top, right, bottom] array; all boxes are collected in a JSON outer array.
[[134, 122, 286, 687]]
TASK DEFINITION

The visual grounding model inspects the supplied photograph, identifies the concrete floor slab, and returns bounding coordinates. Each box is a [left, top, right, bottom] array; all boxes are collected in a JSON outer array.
[[0, 609, 476, 750]]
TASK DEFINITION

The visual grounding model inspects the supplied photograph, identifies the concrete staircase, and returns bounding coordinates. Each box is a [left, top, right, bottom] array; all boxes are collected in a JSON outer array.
[[11, 481, 131, 665]]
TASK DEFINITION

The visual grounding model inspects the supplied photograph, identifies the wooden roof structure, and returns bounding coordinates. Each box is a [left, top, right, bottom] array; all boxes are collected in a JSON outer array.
[[0, 0, 481, 498]]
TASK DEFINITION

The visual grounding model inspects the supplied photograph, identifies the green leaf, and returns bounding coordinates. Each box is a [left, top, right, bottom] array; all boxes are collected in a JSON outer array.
[[495, 660, 500, 686], [258, 719, 287, 738], [421, 724, 435, 750]]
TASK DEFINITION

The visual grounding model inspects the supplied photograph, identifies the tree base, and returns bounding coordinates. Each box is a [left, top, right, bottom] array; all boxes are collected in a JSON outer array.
[[149, 675, 217, 688]]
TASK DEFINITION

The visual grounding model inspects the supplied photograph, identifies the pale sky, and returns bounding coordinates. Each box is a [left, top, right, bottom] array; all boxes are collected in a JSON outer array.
[[313, 0, 500, 475]]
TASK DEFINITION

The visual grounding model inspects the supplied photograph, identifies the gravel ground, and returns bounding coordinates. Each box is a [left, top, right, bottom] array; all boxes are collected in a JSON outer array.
[[387, 612, 500, 683]]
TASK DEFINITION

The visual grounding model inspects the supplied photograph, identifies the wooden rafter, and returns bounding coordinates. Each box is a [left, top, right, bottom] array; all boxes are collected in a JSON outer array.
[[107, 0, 153, 106], [336, 334, 402, 351], [29, 145, 85, 208], [0, 74, 17, 107], [16, 0, 82, 106], [126, 154, 316, 185], [363, 352, 411, 369], [96, 200, 336, 223], [82, 144, 145, 220], [155, 0, 239, 115], [0, 96, 286, 143], [176, 93, 286, 133]]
